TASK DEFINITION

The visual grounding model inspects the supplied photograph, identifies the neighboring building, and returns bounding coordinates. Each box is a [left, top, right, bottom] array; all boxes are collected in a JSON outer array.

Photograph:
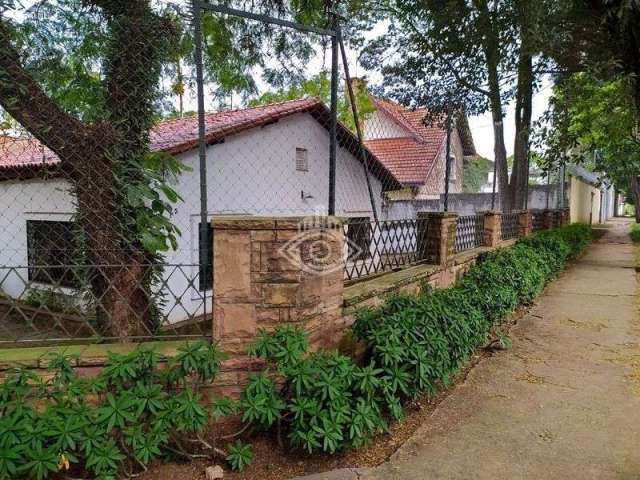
[[0, 98, 400, 324], [566, 164, 615, 224], [480, 163, 546, 193], [363, 97, 476, 200]]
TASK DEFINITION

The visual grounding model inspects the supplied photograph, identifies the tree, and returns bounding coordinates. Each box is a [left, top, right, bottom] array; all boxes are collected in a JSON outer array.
[[360, 0, 556, 211], [360, 0, 523, 210], [0, 0, 333, 338], [537, 74, 640, 220], [541, 0, 640, 219], [248, 72, 376, 130], [463, 155, 491, 193], [0, 1, 181, 338]]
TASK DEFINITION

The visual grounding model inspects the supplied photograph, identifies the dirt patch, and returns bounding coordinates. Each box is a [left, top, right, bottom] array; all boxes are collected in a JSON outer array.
[[515, 370, 546, 385]]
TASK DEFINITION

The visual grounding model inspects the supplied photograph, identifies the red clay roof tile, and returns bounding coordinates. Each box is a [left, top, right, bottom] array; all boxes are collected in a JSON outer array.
[[366, 97, 446, 186], [0, 98, 402, 189]]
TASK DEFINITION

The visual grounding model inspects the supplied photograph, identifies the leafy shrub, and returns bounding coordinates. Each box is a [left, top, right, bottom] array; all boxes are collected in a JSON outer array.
[[0, 341, 247, 479], [354, 223, 591, 411], [241, 326, 388, 454], [237, 225, 592, 455], [23, 288, 89, 316], [630, 223, 640, 242]]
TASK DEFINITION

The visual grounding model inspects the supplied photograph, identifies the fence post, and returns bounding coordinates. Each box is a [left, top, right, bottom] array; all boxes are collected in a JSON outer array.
[[562, 207, 571, 225], [517, 209, 533, 237], [482, 211, 502, 247], [212, 216, 345, 353], [417, 212, 458, 265]]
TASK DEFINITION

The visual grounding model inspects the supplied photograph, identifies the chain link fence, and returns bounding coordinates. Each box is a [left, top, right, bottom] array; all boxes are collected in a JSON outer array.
[[0, 2, 217, 345], [0, 1, 561, 347], [0, 0, 406, 345]]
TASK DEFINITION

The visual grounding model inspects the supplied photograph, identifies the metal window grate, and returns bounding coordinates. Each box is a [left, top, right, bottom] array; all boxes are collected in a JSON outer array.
[[343, 218, 429, 281], [455, 214, 484, 252], [501, 213, 520, 240]]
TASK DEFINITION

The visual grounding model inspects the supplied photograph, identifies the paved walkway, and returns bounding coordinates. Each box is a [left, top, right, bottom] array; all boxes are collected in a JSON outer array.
[[299, 218, 640, 480]]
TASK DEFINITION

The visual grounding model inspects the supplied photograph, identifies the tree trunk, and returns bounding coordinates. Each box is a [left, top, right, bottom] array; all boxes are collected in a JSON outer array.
[[511, 42, 533, 211], [0, 2, 170, 339], [487, 67, 509, 211], [476, 0, 510, 211], [68, 139, 154, 339], [630, 175, 640, 222]]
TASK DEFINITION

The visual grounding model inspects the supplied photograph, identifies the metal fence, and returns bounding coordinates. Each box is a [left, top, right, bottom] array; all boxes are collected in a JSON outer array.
[[0, 2, 340, 346], [0, 1, 566, 347], [0, 1, 409, 345], [455, 214, 485, 253], [343, 218, 429, 281], [501, 213, 520, 241]]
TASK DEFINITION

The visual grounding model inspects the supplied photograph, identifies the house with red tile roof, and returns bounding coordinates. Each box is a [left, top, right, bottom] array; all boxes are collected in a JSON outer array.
[[364, 97, 476, 200], [0, 98, 400, 325]]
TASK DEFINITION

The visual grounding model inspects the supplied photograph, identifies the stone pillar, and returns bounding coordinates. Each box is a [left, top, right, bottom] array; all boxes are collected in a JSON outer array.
[[517, 210, 533, 237], [212, 216, 345, 354], [562, 207, 571, 225], [542, 209, 555, 230], [417, 212, 458, 266], [482, 211, 502, 247]]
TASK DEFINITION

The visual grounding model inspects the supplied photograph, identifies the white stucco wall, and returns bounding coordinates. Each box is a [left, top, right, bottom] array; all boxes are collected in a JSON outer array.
[[0, 112, 384, 324], [364, 110, 408, 140], [569, 176, 602, 224], [0, 178, 76, 300]]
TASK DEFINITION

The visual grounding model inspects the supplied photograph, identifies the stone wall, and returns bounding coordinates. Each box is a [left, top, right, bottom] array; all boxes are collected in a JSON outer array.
[[0, 210, 569, 397], [212, 217, 344, 354]]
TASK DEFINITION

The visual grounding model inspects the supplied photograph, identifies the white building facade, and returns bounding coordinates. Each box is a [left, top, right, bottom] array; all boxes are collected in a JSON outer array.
[[0, 100, 397, 326]]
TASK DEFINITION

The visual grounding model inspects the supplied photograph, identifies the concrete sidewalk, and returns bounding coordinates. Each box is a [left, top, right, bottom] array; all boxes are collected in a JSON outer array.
[[297, 218, 640, 480]]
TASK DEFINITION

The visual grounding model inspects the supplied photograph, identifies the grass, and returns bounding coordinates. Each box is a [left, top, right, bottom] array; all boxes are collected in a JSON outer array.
[[630, 223, 640, 243]]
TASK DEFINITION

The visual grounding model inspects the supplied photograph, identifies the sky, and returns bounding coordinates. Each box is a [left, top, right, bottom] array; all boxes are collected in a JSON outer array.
[[468, 80, 554, 160]]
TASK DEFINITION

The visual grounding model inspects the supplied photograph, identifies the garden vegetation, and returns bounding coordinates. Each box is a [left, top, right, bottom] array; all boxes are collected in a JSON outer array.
[[629, 223, 640, 243], [0, 224, 592, 479], [239, 224, 592, 455]]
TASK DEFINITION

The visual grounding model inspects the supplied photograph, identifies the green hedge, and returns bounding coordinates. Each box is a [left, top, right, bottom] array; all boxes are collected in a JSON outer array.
[[241, 223, 592, 455], [353, 223, 592, 403], [630, 223, 640, 243], [0, 224, 593, 478], [0, 343, 253, 479]]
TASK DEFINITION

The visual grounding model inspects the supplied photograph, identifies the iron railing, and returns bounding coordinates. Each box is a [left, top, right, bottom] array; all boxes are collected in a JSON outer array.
[[501, 212, 520, 240], [455, 214, 485, 253], [343, 218, 428, 281], [0, 263, 209, 346]]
